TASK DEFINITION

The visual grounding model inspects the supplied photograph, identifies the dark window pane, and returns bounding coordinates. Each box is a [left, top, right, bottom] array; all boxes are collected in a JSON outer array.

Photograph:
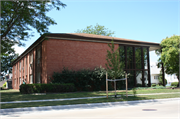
[[127, 70, 135, 88], [135, 47, 142, 69], [143, 48, 148, 69], [127, 47, 134, 69], [119, 46, 125, 69]]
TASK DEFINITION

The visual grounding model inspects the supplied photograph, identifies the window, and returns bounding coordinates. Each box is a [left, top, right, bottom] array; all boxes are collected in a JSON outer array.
[[30, 75, 33, 84], [36, 48, 41, 83], [19, 78, 21, 85], [154, 76, 159, 79], [14, 65, 16, 75], [29, 53, 33, 64], [25, 56, 27, 75], [22, 59, 24, 71], [19, 61, 21, 71]]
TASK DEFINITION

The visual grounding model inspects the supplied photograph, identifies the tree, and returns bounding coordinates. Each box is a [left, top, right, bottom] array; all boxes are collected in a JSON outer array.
[[1, 53, 19, 73], [158, 71, 167, 85], [106, 40, 126, 97], [0, 1, 66, 73], [156, 35, 180, 87], [106, 40, 125, 79], [75, 23, 115, 36]]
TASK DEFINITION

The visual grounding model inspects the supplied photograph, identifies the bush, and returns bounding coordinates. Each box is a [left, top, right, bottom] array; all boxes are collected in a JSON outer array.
[[52, 67, 109, 91], [136, 83, 142, 87], [19, 83, 75, 94], [171, 82, 179, 87], [3, 82, 7, 87], [151, 84, 156, 87]]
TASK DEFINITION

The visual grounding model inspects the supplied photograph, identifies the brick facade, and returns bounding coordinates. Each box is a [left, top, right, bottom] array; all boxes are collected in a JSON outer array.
[[45, 39, 119, 83], [12, 33, 160, 89]]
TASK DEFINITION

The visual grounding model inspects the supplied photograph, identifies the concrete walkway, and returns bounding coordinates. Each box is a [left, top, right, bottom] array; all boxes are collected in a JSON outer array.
[[1, 98, 180, 115], [1, 92, 180, 104]]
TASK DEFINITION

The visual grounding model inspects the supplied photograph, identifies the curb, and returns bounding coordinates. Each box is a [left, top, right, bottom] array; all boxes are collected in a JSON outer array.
[[1, 98, 180, 114]]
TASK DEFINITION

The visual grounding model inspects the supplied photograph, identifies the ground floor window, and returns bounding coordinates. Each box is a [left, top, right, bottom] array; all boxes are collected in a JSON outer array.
[[119, 45, 150, 88], [30, 75, 33, 84], [19, 78, 21, 85], [36, 72, 41, 83]]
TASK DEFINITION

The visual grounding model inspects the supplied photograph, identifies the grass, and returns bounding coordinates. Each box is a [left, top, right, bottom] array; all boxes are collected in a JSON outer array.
[[1, 88, 180, 102], [1, 93, 180, 109]]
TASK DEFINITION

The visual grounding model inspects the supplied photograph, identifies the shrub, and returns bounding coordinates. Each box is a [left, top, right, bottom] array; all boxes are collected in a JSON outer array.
[[19, 83, 75, 94], [3, 82, 7, 87], [171, 82, 179, 87], [52, 67, 109, 91], [136, 83, 142, 87], [151, 84, 156, 87], [132, 87, 137, 96]]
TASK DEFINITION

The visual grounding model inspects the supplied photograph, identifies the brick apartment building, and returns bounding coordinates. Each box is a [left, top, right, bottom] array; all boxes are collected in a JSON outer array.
[[12, 33, 161, 89]]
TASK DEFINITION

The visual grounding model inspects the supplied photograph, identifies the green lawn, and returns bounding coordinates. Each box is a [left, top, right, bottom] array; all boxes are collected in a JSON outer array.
[[1, 93, 180, 109], [1, 88, 180, 102]]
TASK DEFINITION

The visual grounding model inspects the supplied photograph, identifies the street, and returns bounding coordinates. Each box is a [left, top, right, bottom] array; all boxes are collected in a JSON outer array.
[[1, 99, 179, 119]]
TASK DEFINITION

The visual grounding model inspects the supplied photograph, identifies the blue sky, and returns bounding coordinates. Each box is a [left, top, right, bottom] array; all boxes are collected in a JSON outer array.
[[15, 0, 180, 64]]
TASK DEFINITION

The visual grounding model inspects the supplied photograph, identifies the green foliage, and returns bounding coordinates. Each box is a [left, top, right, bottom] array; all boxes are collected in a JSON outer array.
[[136, 83, 143, 87], [132, 87, 137, 96], [75, 23, 115, 36], [1, 1, 66, 73], [19, 83, 75, 94], [171, 82, 179, 87], [52, 67, 110, 91], [106, 40, 126, 80], [151, 84, 156, 87], [3, 82, 7, 87], [1, 53, 19, 74], [156, 35, 180, 83]]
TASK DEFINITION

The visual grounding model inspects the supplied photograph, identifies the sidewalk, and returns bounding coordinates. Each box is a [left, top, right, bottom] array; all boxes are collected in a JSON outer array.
[[1, 92, 180, 104], [1, 97, 180, 115]]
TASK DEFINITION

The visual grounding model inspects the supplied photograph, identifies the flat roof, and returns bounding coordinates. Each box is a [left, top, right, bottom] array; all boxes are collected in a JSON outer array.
[[12, 33, 161, 65]]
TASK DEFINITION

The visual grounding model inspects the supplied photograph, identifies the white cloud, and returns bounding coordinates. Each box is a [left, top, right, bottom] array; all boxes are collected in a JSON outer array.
[[13, 45, 26, 55]]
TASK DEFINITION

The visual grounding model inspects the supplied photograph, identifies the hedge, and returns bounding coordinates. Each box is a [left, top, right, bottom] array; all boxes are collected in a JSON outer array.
[[171, 82, 179, 87], [51, 67, 116, 91], [19, 83, 75, 94], [151, 84, 156, 87]]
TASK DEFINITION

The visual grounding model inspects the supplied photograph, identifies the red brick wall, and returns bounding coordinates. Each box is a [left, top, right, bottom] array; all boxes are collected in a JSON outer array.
[[12, 38, 119, 88], [45, 39, 119, 83], [12, 51, 35, 89]]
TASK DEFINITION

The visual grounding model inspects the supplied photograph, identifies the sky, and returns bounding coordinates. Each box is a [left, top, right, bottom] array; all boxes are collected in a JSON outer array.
[[14, 0, 180, 65]]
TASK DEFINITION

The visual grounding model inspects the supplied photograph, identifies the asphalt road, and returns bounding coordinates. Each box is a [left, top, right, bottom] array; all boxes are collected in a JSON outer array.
[[1, 99, 179, 119]]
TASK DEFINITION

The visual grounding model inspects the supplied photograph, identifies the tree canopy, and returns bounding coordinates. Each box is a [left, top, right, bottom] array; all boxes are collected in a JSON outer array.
[[0, 1, 66, 74], [156, 35, 180, 84], [75, 23, 115, 36], [106, 40, 125, 79]]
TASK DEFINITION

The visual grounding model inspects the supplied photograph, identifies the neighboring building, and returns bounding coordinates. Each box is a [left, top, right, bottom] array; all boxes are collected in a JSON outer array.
[[12, 33, 161, 89], [150, 62, 178, 86]]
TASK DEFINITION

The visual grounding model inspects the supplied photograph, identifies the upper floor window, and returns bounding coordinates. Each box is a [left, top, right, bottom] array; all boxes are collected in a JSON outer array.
[[19, 61, 21, 72], [29, 53, 33, 64], [22, 59, 24, 71], [25, 56, 27, 75], [14, 65, 16, 74]]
